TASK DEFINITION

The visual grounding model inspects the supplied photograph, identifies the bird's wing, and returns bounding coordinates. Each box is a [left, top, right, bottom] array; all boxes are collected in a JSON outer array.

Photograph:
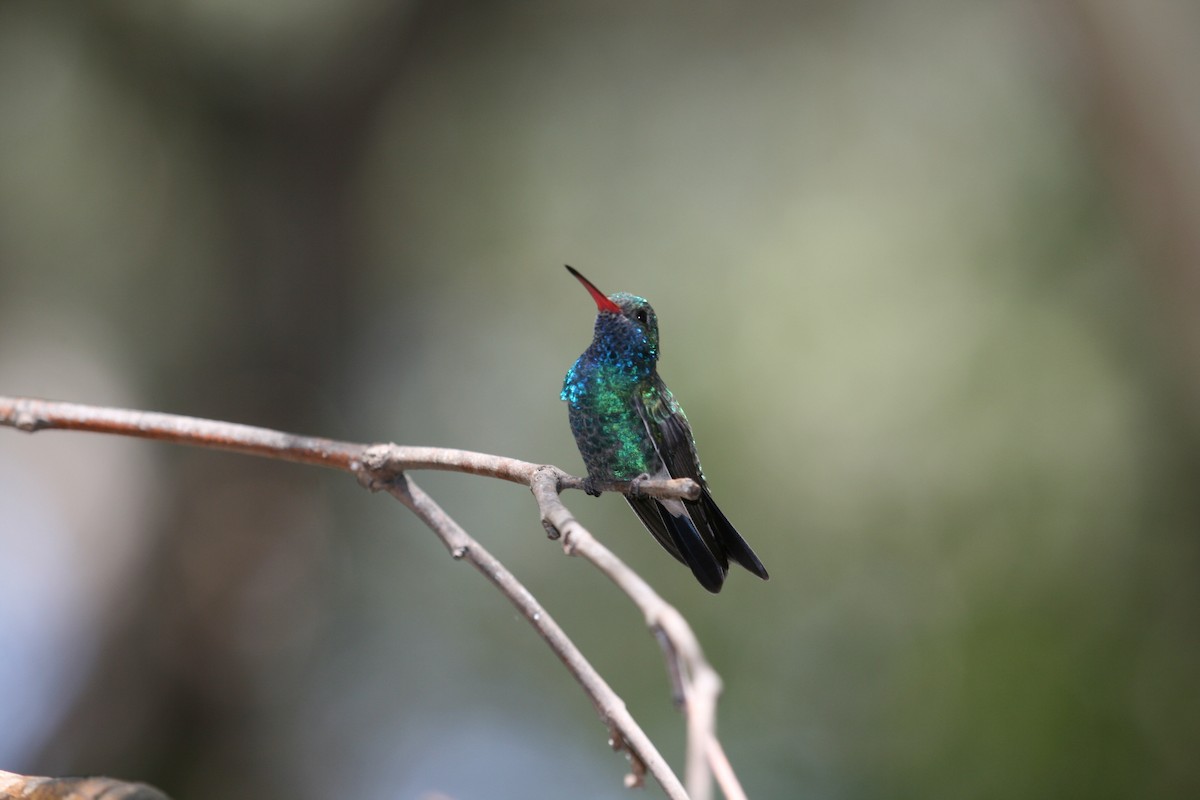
[[634, 375, 769, 582], [631, 377, 728, 592], [633, 376, 705, 485]]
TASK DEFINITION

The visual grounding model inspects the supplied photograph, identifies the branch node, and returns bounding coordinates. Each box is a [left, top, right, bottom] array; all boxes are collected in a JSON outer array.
[[624, 750, 648, 789], [13, 400, 45, 432], [533, 463, 565, 494], [530, 465, 568, 540], [561, 529, 579, 556], [605, 726, 647, 788], [358, 443, 407, 492], [450, 544, 469, 560]]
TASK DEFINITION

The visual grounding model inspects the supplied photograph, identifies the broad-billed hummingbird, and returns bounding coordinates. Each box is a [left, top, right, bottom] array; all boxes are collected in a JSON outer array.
[[561, 266, 769, 592]]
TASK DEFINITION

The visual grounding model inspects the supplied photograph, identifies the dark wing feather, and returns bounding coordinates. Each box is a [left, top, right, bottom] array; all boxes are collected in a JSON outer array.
[[634, 376, 769, 586], [626, 496, 726, 593], [625, 496, 684, 563], [698, 487, 769, 580]]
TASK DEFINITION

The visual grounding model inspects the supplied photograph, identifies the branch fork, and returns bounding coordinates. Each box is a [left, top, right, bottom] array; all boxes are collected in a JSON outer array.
[[1, 396, 744, 800]]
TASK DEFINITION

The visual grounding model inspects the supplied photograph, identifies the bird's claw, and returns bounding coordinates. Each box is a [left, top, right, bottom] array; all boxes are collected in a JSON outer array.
[[628, 472, 652, 498], [582, 476, 604, 497]]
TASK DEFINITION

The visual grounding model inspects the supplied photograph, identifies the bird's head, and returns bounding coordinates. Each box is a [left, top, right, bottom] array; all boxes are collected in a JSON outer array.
[[566, 265, 659, 363]]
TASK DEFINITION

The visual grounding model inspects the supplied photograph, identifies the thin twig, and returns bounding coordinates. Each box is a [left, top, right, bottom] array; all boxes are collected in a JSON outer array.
[[531, 470, 744, 800], [0, 768, 170, 799], [380, 471, 682, 796], [1, 396, 365, 469], [706, 734, 751, 800], [0, 396, 737, 798]]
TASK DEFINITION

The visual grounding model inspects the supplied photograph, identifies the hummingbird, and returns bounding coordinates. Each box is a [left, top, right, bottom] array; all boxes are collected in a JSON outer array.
[[561, 265, 769, 593]]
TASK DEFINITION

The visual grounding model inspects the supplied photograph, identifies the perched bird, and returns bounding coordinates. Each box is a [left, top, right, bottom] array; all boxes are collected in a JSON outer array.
[[560, 266, 769, 592]]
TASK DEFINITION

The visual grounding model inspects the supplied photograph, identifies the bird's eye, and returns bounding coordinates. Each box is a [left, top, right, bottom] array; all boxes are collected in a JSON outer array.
[[634, 309, 648, 325]]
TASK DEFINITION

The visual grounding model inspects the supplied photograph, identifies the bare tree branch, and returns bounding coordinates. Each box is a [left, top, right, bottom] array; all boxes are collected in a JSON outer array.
[[533, 472, 746, 800], [0, 769, 170, 800], [379, 470, 682, 795], [1, 395, 740, 798]]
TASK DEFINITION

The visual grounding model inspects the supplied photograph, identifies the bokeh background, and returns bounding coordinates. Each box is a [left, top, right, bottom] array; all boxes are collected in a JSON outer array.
[[3, 1, 1199, 798]]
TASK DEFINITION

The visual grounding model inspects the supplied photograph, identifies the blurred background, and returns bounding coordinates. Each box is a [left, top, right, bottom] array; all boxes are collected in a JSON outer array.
[[2, 1, 1199, 798]]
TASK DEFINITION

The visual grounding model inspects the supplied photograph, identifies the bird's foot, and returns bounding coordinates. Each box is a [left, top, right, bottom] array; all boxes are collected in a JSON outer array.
[[581, 476, 605, 497], [627, 472, 652, 498]]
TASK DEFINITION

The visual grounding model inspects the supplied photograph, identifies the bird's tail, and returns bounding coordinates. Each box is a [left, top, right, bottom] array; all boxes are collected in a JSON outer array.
[[701, 491, 769, 581], [627, 496, 727, 592]]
